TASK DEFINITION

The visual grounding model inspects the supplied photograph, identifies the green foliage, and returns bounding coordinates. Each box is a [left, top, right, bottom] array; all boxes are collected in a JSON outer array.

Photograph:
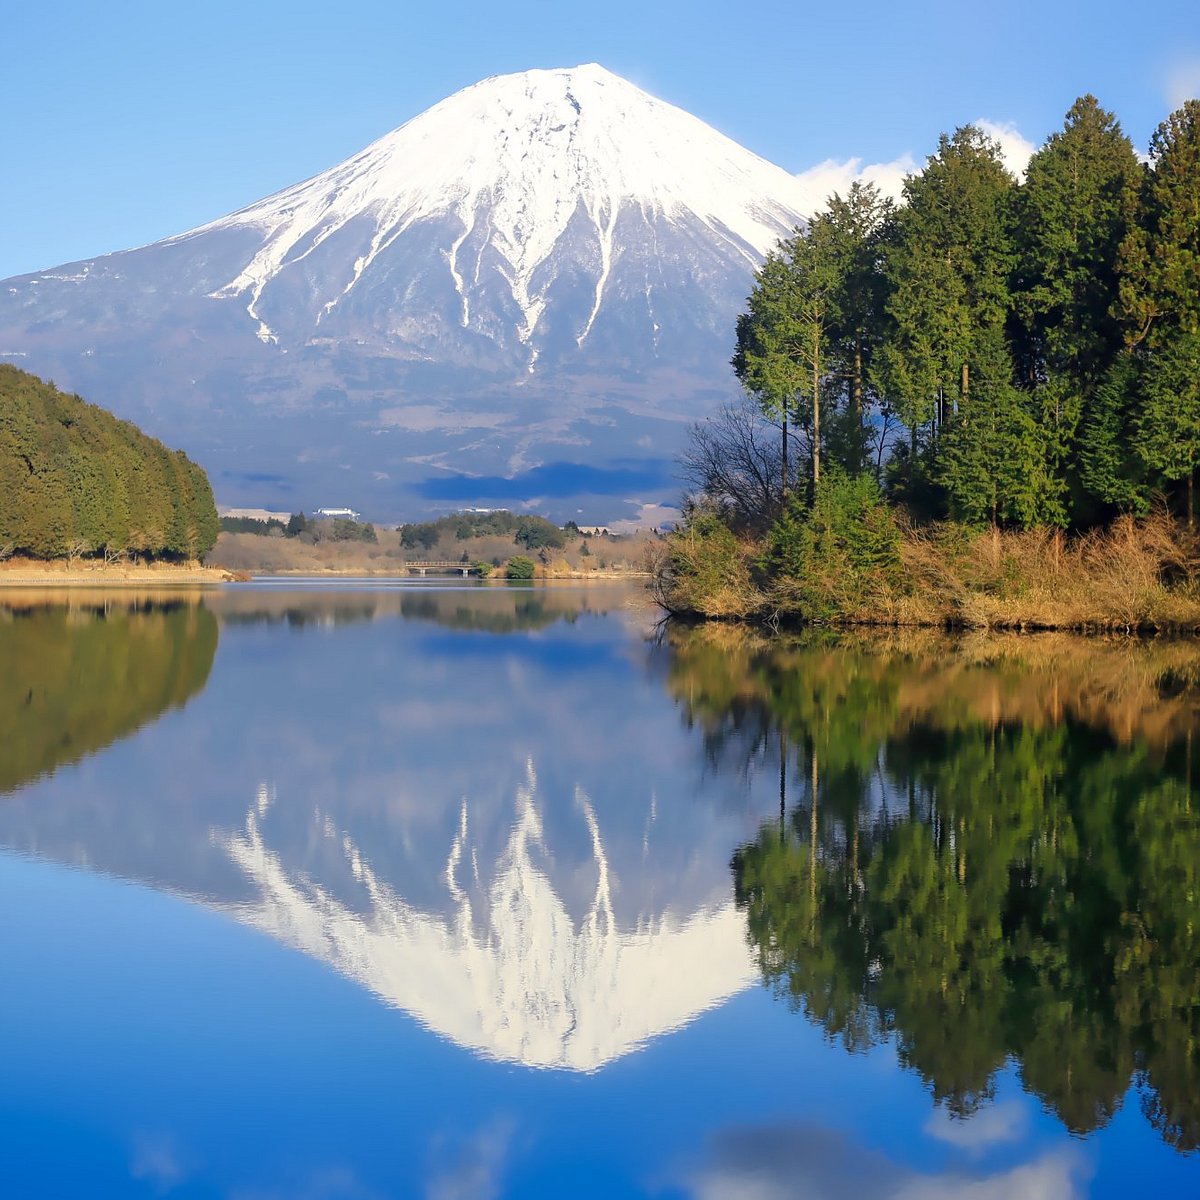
[[316, 517, 377, 544], [734, 184, 894, 494], [763, 470, 901, 618], [401, 510, 568, 553], [514, 516, 565, 550], [881, 126, 1016, 431], [1078, 354, 1150, 513], [220, 516, 286, 535], [285, 511, 310, 537], [0, 365, 219, 561], [1009, 95, 1143, 524], [401, 522, 439, 550], [659, 509, 759, 617], [714, 93, 1200, 545], [936, 329, 1050, 527], [505, 555, 536, 579], [1133, 329, 1200, 485], [1120, 99, 1200, 347]]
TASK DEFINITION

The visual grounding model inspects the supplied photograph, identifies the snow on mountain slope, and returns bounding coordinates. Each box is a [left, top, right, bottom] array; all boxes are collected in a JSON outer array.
[[186, 64, 807, 352]]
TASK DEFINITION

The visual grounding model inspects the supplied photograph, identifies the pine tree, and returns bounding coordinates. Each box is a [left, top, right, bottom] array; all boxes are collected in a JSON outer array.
[[734, 231, 841, 498], [1010, 96, 1142, 523], [1078, 354, 1149, 513], [880, 126, 1045, 524], [1133, 330, 1200, 528], [1119, 99, 1200, 348], [812, 182, 895, 477], [1118, 99, 1200, 525]]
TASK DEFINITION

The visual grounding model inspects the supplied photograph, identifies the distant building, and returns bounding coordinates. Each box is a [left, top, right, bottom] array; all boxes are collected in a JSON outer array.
[[315, 507, 362, 522], [577, 526, 610, 536]]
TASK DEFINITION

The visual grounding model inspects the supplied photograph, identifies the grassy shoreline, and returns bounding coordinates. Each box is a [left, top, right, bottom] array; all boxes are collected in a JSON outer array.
[[0, 557, 238, 587], [654, 513, 1200, 634]]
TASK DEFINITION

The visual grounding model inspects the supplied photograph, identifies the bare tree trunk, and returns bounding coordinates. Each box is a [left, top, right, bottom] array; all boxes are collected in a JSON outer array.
[[781, 411, 789, 506], [1188, 469, 1195, 533], [853, 333, 864, 465], [812, 328, 821, 489], [961, 361, 970, 408]]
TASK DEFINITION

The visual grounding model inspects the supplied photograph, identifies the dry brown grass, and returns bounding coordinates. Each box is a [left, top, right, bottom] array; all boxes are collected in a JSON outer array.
[[660, 509, 1200, 631], [891, 511, 1200, 631]]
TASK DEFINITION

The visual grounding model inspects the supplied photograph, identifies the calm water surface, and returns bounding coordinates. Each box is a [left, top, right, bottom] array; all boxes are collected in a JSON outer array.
[[1, 582, 1197, 1198]]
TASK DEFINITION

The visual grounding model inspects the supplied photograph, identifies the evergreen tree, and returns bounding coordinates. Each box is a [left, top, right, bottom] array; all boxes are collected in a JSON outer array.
[[0, 365, 219, 561], [1010, 96, 1142, 523], [812, 183, 895, 477], [1078, 353, 1150, 513], [733, 248, 816, 501], [880, 126, 1046, 525], [1133, 330, 1200, 528], [1118, 100, 1200, 526], [1119, 99, 1200, 347]]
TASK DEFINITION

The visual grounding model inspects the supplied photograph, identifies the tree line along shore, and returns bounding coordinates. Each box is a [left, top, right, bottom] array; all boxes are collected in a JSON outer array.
[[656, 95, 1200, 631], [0, 366, 218, 565]]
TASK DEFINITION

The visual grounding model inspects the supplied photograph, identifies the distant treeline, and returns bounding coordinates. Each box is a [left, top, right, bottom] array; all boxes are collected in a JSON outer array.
[[0, 366, 218, 561], [219, 512, 377, 542], [400, 510, 567, 550]]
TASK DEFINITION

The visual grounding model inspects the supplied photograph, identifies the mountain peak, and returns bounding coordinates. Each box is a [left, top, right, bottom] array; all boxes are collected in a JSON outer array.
[[190, 63, 806, 349]]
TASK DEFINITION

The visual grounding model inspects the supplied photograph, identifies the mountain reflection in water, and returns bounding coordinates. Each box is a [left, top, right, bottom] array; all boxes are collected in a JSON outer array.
[[221, 762, 752, 1070], [665, 624, 1200, 1153]]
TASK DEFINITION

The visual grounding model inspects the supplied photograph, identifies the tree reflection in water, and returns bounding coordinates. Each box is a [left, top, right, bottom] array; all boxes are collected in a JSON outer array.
[[0, 594, 218, 793], [663, 624, 1200, 1152]]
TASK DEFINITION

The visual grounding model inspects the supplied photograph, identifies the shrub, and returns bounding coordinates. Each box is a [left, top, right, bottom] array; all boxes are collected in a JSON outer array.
[[655, 508, 761, 617], [764, 470, 902, 620], [506, 555, 536, 580]]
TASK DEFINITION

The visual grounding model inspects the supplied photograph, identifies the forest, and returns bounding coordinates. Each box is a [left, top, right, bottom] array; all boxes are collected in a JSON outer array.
[[0, 365, 219, 562], [663, 96, 1200, 626]]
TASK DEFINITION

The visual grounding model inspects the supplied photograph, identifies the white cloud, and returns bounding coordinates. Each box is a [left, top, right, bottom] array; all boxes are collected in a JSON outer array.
[[426, 1117, 516, 1200], [1165, 58, 1200, 110], [793, 154, 918, 214], [676, 1122, 1090, 1200], [793, 117, 1034, 217], [924, 1100, 1026, 1152], [974, 118, 1037, 179]]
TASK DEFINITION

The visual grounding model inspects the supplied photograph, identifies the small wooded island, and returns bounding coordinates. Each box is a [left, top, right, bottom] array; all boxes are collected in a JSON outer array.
[[0, 365, 219, 568], [656, 96, 1200, 632]]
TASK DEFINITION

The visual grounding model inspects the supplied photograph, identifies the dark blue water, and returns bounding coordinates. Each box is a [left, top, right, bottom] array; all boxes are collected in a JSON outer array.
[[0, 583, 1196, 1198]]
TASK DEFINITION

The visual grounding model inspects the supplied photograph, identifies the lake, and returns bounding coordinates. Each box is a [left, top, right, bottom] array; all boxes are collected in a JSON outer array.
[[1, 581, 1197, 1198]]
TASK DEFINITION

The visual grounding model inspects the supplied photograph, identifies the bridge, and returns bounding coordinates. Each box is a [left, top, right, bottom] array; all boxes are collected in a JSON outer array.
[[401, 561, 487, 576]]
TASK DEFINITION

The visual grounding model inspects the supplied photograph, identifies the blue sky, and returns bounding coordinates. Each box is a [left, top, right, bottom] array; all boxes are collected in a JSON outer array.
[[3, 0, 1198, 279]]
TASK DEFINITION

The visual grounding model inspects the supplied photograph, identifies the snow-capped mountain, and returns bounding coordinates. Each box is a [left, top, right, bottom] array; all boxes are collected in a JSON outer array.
[[0, 65, 807, 519]]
